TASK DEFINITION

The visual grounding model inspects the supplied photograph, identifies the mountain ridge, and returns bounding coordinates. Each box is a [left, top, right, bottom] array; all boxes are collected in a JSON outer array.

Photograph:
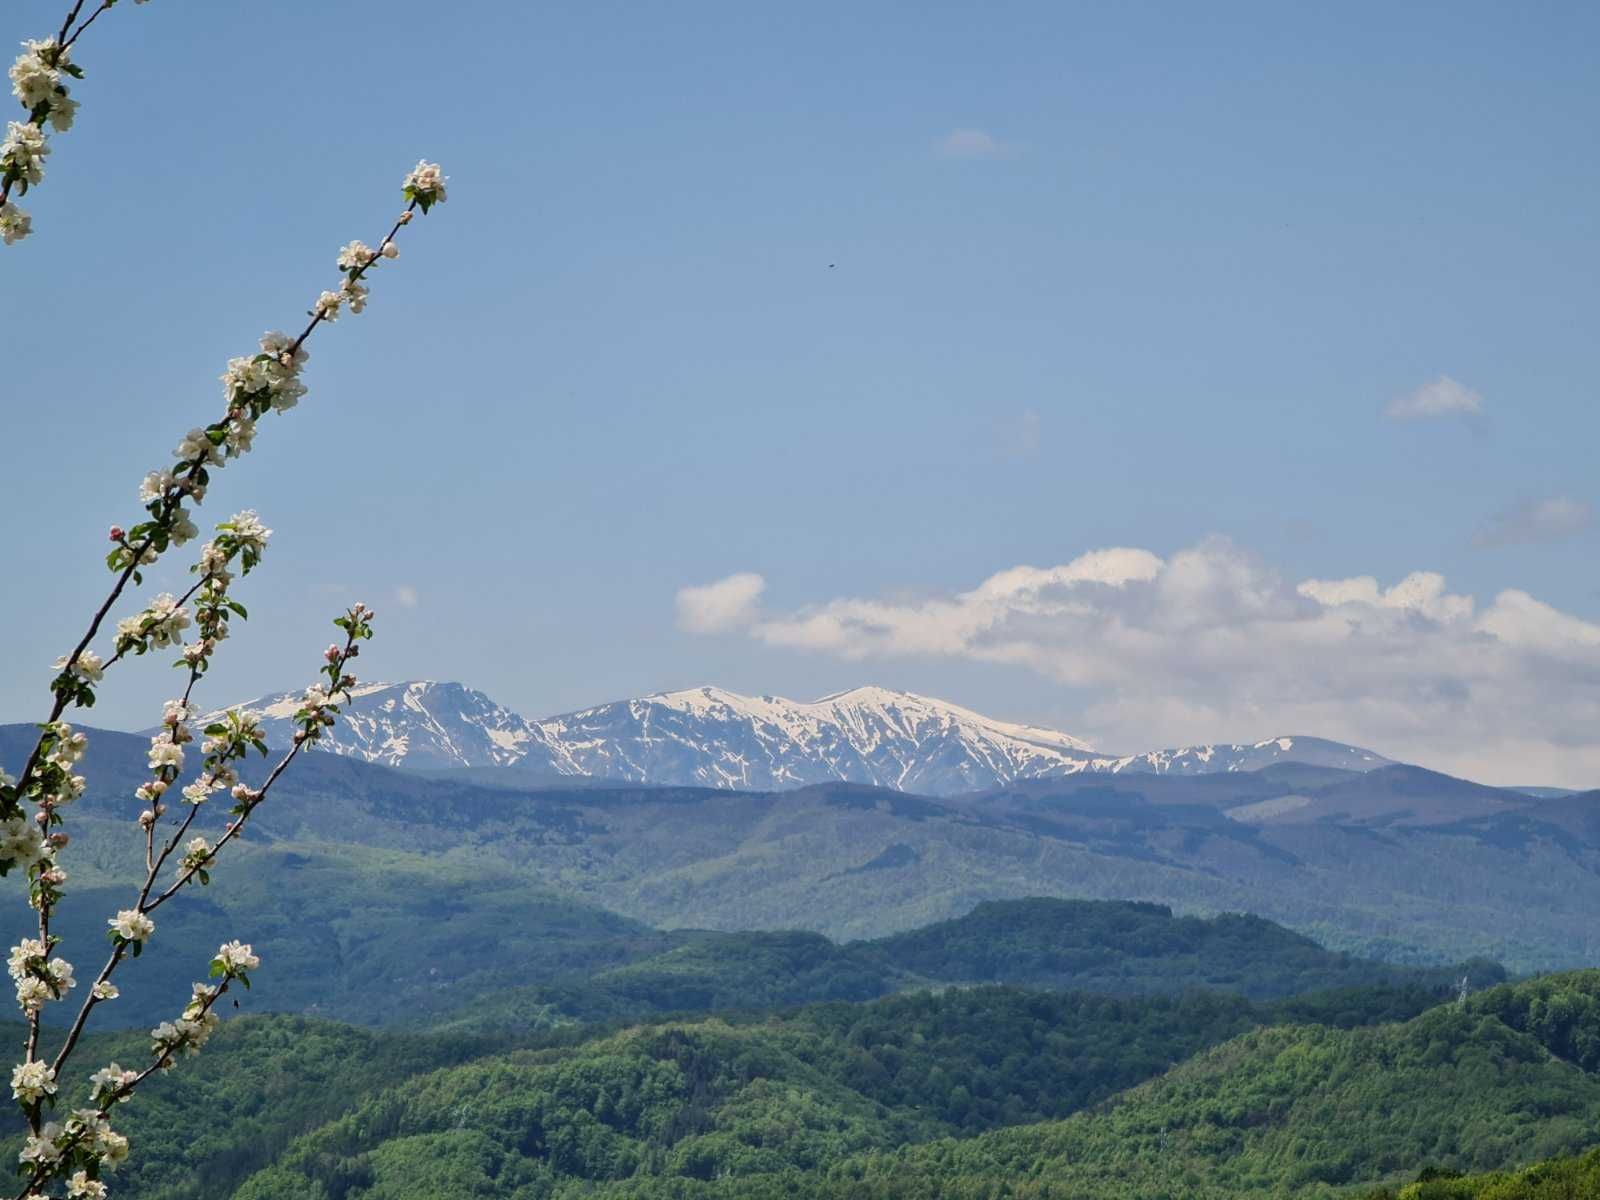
[[187, 679, 1394, 794]]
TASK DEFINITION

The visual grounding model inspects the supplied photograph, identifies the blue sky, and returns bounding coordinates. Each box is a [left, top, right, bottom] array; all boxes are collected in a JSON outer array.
[[5, 1, 1598, 783]]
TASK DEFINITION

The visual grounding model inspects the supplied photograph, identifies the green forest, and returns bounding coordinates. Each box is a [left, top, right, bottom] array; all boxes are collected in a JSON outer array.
[[8, 903, 1595, 1199]]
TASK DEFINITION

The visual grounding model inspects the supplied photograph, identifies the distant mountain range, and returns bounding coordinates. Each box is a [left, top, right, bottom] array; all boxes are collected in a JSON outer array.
[[8, 718, 1595, 972], [191, 680, 1392, 793]]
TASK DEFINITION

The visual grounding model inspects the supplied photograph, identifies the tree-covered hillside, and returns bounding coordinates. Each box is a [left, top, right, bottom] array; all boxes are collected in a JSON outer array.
[[432, 898, 1499, 1036], [1360, 1146, 1600, 1198], [8, 848, 1495, 1030], [80, 972, 1591, 1200]]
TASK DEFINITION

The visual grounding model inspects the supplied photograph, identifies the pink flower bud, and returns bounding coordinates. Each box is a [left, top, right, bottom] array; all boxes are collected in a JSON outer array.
[[48, 833, 68, 849], [108, 526, 124, 542], [324, 644, 340, 663]]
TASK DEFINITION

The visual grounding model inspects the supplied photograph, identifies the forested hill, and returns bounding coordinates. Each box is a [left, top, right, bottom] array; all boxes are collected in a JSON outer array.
[[8, 839, 1499, 1029], [432, 897, 1501, 1035], [72, 970, 1595, 1200]]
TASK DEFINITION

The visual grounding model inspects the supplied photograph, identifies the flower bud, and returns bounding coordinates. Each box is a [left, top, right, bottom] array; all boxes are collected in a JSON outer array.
[[381, 241, 398, 259], [324, 644, 340, 663], [48, 833, 68, 849], [108, 526, 125, 542], [398, 211, 413, 225]]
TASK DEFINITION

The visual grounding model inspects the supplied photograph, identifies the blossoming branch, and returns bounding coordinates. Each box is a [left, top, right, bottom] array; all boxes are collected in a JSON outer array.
[[2, 152, 447, 1198], [2, 0, 153, 247]]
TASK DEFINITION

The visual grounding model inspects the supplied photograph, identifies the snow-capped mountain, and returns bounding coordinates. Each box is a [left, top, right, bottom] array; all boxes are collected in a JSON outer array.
[[190, 680, 1393, 793], [1108, 736, 1392, 776], [530, 685, 1103, 793], [196, 681, 557, 772]]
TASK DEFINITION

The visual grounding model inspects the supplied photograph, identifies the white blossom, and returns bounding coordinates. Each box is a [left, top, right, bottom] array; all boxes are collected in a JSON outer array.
[[215, 940, 259, 973], [123, 594, 190, 650], [18, 1121, 62, 1166], [403, 159, 447, 204], [336, 239, 374, 271], [258, 330, 307, 369], [8, 41, 62, 109], [174, 427, 222, 467], [138, 468, 175, 504], [147, 739, 184, 773], [67, 1171, 106, 1199], [14, 976, 51, 1012], [52, 650, 104, 684], [97, 1126, 128, 1165], [11, 1058, 56, 1104], [45, 90, 76, 131], [316, 289, 342, 321], [0, 819, 47, 870], [1, 120, 48, 185], [224, 414, 255, 455], [197, 541, 232, 583], [108, 909, 154, 944], [48, 725, 88, 766], [228, 510, 271, 552], [91, 981, 118, 1001], [89, 1063, 137, 1102], [7, 938, 44, 980], [169, 506, 199, 546], [0, 199, 29, 244], [47, 957, 74, 992], [341, 276, 370, 314]]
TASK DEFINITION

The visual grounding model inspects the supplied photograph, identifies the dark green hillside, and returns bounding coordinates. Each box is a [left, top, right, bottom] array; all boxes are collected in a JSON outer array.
[[585, 930, 888, 1011], [0, 1016, 502, 1200], [867, 898, 1504, 1000], [12, 819, 1492, 1033], [792, 970, 1600, 1200], [11, 988, 1280, 1199], [436, 898, 1497, 1035], [210, 972, 1600, 1200], [0, 833, 689, 1030], [1359, 1146, 1600, 1198]]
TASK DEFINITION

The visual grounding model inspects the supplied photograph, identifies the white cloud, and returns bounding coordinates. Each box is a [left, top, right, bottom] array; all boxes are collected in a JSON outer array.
[[676, 572, 767, 634], [395, 584, 420, 609], [937, 128, 1009, 159], [1474, 496, 1593, 548], [1384, 375, 1484, 421], [682, 540, 1600, 785]]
